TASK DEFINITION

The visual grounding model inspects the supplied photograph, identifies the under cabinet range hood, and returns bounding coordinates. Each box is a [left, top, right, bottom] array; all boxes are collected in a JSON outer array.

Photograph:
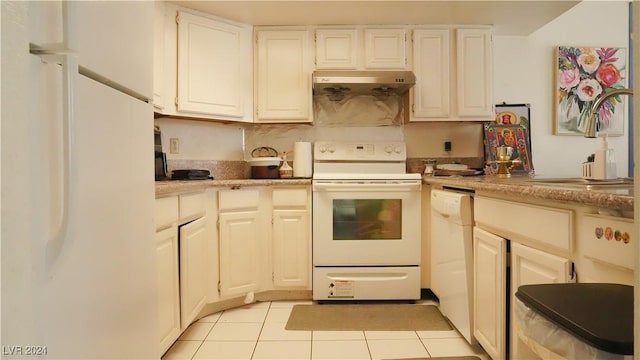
[[312, 70, 416, 101]]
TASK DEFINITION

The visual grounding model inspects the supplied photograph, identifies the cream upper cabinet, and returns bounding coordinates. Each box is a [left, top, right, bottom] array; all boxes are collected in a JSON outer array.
[[315, 27, 407, 70], [455, 28, 493, 118], [154, 4, 253, 122], [255, 28, 313, 123], [153, 1, 166, 111], [364, 28, 407, 69], [411, 29, 451, 118], [410, 27, 493, 122], [315, 28, 359, 69]]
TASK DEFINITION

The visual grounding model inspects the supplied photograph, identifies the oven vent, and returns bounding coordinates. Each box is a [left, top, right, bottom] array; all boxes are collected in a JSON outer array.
[[313, 70, 416, 101]]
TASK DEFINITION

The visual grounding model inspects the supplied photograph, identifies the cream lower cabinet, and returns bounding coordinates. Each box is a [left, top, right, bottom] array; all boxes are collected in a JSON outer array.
[[218, 189, 262, 297], [155, 192, 211, 355], [156, 226, 180, 357], [509, 243, 570, 360], [473, 226, 507, 360], [179, 216, 209, 329], [272, 188, 311, 289], [473, 195, 573, 360]]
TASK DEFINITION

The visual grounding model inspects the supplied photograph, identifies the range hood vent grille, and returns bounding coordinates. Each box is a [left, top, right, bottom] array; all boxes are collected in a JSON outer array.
[[312, 70, 416, 101]]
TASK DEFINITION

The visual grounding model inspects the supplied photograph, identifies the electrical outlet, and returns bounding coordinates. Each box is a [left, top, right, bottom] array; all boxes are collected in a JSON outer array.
[[444, 141, 452, 153], [169, 138, 179, 154]]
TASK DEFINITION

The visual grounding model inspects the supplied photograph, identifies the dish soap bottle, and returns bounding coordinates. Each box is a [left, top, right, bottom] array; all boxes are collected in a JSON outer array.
[[279, 152, 293, 178], [594, 134, 616, 179]]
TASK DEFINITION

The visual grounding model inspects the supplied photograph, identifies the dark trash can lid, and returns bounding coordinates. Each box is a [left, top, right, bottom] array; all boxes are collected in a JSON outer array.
[[516, 283, 633, 355]]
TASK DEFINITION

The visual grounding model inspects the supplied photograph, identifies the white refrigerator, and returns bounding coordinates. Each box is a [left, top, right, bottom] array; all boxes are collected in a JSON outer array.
[[2, 1, 158, 358]]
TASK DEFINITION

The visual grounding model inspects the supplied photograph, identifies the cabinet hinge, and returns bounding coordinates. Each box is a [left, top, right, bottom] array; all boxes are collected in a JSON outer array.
[[411, 103, 415, 114], [217, 281, 221, 292], [175, 12, 179, 25], [174, 97, 178, 107]]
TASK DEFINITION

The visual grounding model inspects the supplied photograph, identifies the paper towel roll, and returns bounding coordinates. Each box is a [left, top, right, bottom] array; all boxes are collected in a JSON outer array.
[[293, 142, 313, 178]]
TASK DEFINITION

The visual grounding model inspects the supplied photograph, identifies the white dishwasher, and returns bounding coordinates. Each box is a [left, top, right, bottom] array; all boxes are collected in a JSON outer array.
[[430, 189, 474, 344]]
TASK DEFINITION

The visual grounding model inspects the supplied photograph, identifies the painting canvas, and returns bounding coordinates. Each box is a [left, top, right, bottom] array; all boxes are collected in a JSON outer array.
[[484, 124, 533, 175], [554, 46, 627, 136]]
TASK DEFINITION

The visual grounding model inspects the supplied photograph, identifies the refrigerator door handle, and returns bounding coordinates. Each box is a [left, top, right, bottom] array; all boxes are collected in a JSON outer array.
[[44, 53, 78, 275], [28, 1, 78, 275]]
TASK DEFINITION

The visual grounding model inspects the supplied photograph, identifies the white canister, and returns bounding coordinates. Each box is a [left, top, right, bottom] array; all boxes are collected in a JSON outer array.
[[293, 142, 313, 178]]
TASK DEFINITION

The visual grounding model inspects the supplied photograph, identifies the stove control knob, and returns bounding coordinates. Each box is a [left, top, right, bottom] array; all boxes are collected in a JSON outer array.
[[318, 145, 326, 153], [328, 145, 336, 153], [384, 146, 393, 154], [393, 146, 402, 154]]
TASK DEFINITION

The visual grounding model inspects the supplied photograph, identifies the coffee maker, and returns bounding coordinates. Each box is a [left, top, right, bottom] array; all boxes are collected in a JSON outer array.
[[154, 125, 168, 180]]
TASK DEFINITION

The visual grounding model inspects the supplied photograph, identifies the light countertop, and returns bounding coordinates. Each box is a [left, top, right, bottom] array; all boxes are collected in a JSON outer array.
[[155, 175, 633, 212], [423, 175, 634, 212], [155, 178, 312, 196]]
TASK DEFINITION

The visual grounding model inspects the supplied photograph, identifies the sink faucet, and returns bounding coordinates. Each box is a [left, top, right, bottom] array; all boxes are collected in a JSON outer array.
[[584, 88, 634, 138]]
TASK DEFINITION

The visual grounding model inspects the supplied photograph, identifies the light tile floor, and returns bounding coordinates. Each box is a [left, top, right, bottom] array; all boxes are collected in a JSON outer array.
[[162, 300, 490, 360]]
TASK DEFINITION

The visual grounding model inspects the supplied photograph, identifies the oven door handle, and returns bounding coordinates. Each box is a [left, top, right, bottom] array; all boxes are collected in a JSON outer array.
[[313, 181, 421, 192]]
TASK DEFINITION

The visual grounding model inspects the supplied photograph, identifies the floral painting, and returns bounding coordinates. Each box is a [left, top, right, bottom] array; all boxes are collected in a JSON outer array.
[[555, 46, 627, 136]]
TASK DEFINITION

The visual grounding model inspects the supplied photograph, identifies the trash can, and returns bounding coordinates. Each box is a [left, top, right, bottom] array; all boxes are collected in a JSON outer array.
[[515, 283, 633, 360]]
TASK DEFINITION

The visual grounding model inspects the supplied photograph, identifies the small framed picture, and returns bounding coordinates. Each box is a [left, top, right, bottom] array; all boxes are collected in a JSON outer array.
[[495, 103, 531, 150], [484, 124, 534, 175]]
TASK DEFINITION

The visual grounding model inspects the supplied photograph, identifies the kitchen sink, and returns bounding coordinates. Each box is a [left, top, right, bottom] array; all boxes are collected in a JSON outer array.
[[521, 177, 634, 190]]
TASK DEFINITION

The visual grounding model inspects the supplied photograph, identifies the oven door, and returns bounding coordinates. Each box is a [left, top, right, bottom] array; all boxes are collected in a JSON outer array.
[[312, 179, 421, 266]]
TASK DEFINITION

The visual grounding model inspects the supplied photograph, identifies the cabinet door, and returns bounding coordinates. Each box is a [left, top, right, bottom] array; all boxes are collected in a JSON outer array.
[[177, 11, 252, 119], [273, 209, 310, 288], [473, 227, 507, 360], [256, 30, 312, 122], [456, 28, 493, 118], [510, 243, 570, 360], [363, 28, 407, 69], [153, 1, 165, 111], [156, 226, 180, 356], [412, 29, 451, 119], [315, 28, 359, 69], [219, 210, 261, 297], [179, 216, 208, 329]]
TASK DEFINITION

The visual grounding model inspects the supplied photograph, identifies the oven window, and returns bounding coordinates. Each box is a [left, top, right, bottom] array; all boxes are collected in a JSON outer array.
[[333, 199, 402, 240]]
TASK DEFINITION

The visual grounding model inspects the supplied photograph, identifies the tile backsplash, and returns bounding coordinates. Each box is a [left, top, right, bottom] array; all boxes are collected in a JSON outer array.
[[155, 116, 487, 168]]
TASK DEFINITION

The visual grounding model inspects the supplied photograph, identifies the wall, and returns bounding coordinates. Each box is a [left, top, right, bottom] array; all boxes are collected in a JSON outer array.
[[493, 1, 630, 177], [156, 1, 630, 177]]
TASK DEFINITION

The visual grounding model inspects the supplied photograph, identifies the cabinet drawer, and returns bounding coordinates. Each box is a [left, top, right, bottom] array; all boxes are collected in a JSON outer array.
[[272, 188, 307, 207], [581, 214, 635, 270], [179, 191, 206, 221], [475, 197, 574, 251], [155, 196, 179, 230], [219, 189, 260, 211]]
